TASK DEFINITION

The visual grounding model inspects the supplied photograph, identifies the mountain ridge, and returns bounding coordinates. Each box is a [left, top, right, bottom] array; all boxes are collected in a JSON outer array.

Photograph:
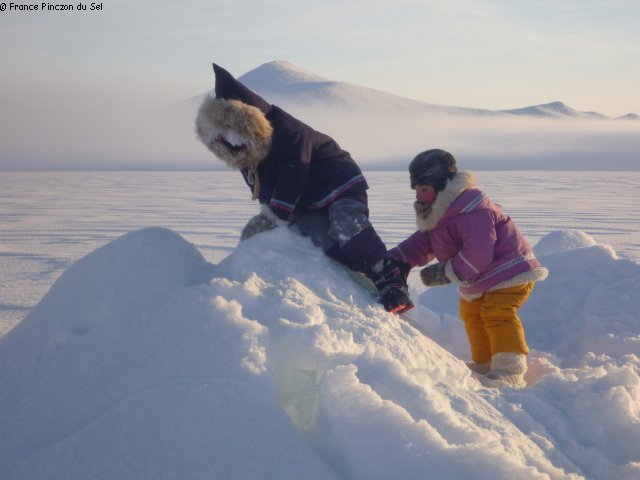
[[500, 101, 609, 119], [228, 60, 635, 120], [237, 61, 503, 116]]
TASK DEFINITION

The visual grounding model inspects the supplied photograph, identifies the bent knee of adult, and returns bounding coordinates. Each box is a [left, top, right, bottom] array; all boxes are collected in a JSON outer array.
[[327, 198, 372, 246]]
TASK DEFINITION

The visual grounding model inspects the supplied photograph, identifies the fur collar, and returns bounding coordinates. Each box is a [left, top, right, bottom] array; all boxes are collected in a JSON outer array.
[[416, 170, 476, 231], [195, 96, 273, 169]]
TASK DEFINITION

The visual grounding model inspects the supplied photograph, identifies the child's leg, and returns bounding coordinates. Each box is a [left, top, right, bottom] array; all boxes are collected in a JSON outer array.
[[480, 282, 534, 356], [460, 296, 492, 364]]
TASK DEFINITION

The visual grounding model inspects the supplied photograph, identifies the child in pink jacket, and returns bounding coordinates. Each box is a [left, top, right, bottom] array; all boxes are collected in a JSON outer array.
[[390, 149, 548, 388]]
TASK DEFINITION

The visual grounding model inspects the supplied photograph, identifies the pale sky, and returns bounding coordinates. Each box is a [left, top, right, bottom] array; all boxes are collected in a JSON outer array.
[[1, 0, 639, 170], [1, 0, 639, 116]]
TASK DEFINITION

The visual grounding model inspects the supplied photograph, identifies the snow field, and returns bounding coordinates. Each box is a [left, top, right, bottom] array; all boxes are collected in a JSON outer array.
[[1, 226, 638, 479]]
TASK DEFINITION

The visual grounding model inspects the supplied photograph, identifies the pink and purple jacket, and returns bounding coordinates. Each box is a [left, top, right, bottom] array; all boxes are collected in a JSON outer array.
[[390, 171, 547, 299]]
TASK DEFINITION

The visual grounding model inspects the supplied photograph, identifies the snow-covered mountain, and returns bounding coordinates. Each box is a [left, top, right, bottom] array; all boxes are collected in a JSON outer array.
[[237, 60, 500, 116], [174, 61, 640, 171], [500, 101, 609, 119], [190, 60, 636, 120]]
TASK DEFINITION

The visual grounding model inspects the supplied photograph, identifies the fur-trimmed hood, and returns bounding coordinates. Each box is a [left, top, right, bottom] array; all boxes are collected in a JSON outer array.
[[195, 63, 367, 218], [195, 96, 273, 170], [416, 170, 476, 231], [392, 169, 547, 297], [212, 63, 271, 114]]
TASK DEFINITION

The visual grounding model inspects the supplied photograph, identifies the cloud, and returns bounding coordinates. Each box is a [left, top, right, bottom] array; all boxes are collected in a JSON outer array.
[[0, 96, 212, 170]]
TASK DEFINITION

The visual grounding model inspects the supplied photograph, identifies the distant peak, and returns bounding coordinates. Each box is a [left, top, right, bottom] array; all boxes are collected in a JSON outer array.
[[240, 60, 329, 86], [537, 101, 574, 111], [532, 101, 579, 116], [262, 60, 307, 70], [543, 101, 568, 107], [499, 100, 597, 118]]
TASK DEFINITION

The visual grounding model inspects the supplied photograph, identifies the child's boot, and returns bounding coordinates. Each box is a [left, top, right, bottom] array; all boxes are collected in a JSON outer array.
[[482, 352, 527, 389], [369, 258, 414, 314]]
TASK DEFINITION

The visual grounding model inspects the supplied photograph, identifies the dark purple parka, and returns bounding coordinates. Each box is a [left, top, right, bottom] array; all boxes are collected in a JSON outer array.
[[213, 64, 368, 220]]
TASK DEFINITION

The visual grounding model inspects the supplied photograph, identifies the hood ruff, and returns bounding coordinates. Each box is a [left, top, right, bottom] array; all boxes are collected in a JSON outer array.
[[195, 97, 273, 171], [416, 170, 476, 231]]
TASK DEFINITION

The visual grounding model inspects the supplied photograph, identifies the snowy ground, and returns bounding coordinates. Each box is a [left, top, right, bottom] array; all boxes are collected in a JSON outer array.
[[1, 170, 639, 335], [0, 171, 639, 479]]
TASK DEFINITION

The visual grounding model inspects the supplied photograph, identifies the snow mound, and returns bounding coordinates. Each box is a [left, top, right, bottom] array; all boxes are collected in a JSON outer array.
[[526, 239, 640, 364], [0, 228, 337, 480], [533, 229, 598, 256], [1, 227, 639, 479]]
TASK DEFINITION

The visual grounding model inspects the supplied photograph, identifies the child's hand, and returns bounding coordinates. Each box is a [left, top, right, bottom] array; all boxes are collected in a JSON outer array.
[[420, 263, 451, 286], [414, 201, 433, 219]]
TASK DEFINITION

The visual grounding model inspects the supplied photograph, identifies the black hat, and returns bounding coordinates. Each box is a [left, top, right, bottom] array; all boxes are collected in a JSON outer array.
[[212, 63, 271, 114], [409, 149, 458, 191]]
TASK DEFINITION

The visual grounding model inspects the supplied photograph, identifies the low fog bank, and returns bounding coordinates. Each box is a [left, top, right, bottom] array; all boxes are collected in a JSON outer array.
[[1, 99, 638, 171], [0, 99, 210, 171], [288, 106, 640, 171]]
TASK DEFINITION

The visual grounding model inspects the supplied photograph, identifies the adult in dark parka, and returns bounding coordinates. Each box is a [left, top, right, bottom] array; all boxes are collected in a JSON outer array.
[[195, 63, 412, 313]]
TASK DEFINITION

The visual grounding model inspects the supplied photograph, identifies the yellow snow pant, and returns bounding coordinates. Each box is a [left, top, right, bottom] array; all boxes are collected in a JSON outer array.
[[459, 282, 533, 364]]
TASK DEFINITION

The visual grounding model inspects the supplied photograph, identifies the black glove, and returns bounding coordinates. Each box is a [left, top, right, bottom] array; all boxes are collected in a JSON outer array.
[[240, 213, 277, 241], [420, 262, 451, 286], [398, 260, 411, 280]]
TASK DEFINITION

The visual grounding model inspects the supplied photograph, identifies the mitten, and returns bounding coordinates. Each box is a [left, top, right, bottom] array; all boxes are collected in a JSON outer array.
[[420, 262, 451, 286], [240, 213, 277, 241]]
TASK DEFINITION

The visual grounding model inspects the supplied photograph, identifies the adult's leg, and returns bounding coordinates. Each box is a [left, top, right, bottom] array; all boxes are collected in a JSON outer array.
[[328, 194, 413, 313], [327, 193, 386, 273], [290, 210, 358, 270]]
